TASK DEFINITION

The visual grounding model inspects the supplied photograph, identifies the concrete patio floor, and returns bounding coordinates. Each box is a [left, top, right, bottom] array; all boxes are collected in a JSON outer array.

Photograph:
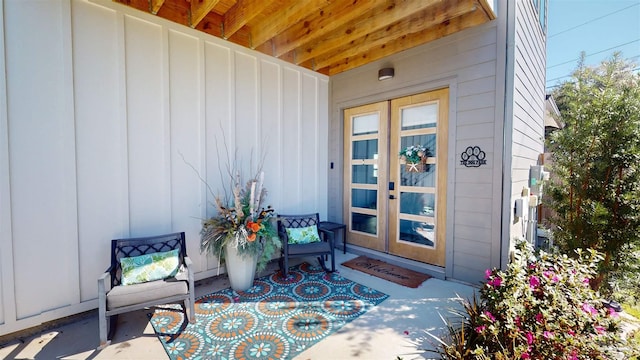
[[0, 251, 477, 360]]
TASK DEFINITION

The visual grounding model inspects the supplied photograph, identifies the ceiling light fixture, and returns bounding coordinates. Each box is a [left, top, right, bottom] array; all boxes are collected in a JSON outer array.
[[378, 67, 394, 81]]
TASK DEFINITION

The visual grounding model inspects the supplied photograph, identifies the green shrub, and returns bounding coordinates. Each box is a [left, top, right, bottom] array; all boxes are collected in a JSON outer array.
[[546, 54, 640, 296], [622, 304, 640, 321], [610, 250, 640, 306], [432, 241, 631, 359]]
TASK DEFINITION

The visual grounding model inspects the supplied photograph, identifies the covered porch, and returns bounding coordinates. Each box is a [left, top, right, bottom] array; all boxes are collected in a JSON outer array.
[[0, 252, 475, 359], [1, 0, 506, 345]]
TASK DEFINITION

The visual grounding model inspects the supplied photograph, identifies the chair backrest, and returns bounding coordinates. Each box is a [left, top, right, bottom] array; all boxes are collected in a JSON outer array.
[[278, 213, 320, 228], [277, 213, 320, 242], [110, 232, 186, 287]]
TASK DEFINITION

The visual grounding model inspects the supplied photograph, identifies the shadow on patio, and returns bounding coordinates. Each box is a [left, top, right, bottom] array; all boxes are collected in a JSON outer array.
[[0, 251, 476, 360]]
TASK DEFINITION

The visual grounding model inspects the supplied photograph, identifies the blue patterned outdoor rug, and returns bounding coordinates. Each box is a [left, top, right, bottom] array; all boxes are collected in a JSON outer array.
[[149, 262, 389, 359]]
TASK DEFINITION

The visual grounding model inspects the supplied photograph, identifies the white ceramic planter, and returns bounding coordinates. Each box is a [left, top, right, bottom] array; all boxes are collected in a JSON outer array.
[[224, 245, 258, 291]]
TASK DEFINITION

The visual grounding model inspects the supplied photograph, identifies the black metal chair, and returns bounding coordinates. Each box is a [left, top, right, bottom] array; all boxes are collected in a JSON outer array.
[[97, 232, 195, 349], [278, 213, 335, 279]]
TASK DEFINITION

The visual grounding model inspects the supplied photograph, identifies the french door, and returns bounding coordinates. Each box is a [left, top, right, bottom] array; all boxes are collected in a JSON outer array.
[[343, 88, 448, 266]]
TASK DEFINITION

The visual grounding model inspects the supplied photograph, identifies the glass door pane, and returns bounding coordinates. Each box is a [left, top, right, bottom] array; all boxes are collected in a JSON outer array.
[[388, 89, 449, 266], [398, 130, 436, 248], [343, 102, 388, 252]]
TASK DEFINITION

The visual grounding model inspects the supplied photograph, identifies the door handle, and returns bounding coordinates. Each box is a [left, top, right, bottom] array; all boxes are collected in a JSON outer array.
[[389, 195, 395, 200]]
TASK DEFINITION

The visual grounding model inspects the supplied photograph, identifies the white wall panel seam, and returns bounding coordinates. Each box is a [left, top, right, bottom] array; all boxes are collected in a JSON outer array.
[[162, 26, 173, 230], [297, 71, 302, 207], [277, 65, 283, 213], [278, 65, 284, 213], [202, 42, 211, 271], [229, 51, 236, 156], [124, 14, 134, 235], [0, 0, 17, 326], [295, 74, 304, 209], [117, 12, 131, 237], [62, 0, 82, 307], [253, 54, 260, 160], [198, 38, 207, 272], [314, 77, 319, 212], [256, 57, 263, 162]]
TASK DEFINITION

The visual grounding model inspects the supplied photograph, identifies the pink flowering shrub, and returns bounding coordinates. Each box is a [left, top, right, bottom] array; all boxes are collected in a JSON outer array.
[[433, 241, 630, 359]]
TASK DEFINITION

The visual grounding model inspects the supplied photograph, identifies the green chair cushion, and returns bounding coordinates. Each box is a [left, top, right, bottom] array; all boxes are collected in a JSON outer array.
[[286, 225, 321, 244], [120, 249, 180, 285]]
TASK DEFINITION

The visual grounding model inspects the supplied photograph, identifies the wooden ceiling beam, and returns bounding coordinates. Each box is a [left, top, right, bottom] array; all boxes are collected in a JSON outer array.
[[190, 0, 222, 28], [150, 0, 165, 14], [293, 0, 444, 65], [115, 0, 496, 76], [114, 0, 148, 13], [271, 0, 403, 58], [312, 0, 478, 70], [223, 0, 276, 39], [323, 7, 490, 75], [213, 0, 239, 15], [155, 0, 190, 26], [249, 0, 328, 49], [195, 11, 225, 38]]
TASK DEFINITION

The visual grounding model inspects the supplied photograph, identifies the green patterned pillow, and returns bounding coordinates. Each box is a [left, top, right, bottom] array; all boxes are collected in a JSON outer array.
[[286, 225, 321, 245], [120, 249, 180, 286]]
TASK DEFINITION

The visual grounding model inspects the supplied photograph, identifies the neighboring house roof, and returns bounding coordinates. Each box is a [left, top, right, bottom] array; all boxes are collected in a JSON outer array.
[[114, 0, 496, 75], [545, 94, 563, 129]]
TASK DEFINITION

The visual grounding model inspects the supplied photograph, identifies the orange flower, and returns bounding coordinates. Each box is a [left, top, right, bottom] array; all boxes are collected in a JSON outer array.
[[247, 233, 257, 242], [247, 221, 260, 233]]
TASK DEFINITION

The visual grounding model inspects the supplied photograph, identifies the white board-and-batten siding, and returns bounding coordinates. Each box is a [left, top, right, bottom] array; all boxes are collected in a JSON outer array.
[[330, 17, 504, 283], [502, 0, 547, 265], [0, 0, 328, 336]]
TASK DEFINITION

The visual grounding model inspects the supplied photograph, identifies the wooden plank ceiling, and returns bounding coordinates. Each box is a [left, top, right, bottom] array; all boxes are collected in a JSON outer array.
[[115, 0, 496, 76]]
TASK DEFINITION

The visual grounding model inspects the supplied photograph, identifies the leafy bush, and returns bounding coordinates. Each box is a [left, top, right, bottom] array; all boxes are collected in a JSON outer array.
[[610, 250, 640, 306], [545, 54, 640, 295], [432, 241, 632, 359], [623, 303, 640, 320]]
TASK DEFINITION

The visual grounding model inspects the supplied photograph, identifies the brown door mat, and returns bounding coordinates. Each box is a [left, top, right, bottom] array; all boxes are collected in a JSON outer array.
[[341, 256, 431, 288]]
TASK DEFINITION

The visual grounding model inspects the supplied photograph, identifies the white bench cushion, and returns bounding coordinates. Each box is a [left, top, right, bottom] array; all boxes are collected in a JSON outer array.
[[107, 277, 188, 310]]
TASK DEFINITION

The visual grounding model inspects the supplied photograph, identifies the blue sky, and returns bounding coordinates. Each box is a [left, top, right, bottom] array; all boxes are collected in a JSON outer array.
[[546, 0, 640, 92]]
